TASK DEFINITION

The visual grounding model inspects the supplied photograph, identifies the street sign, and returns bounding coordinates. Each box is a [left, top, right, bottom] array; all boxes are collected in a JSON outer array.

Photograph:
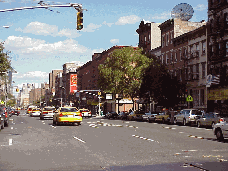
[[186, 95, 193, 102]]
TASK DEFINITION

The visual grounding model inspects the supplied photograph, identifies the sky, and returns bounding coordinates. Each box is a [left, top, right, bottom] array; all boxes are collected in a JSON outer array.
[[0, 0, 208, 96]]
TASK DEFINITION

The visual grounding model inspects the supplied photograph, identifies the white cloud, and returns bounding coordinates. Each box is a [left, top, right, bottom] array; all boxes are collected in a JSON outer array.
[[102, 21, 114, 27], [4, 36, 88, 55], [82, 23, 102, 32], [142, 19, 151, 24], [21, 21, 58, 36], [13, 71, 49, 89], [110, 39, 119, 44], [150, 11, 171, 20], [16, 21, 81, 38], [194, 4, 207, 11], [115, 15, 141, 25]]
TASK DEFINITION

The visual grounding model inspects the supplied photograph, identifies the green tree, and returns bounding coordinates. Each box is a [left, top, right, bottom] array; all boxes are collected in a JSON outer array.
[[0, 43, 12, 74], [98, 47, 152, 109], [140, 55, 186, 109]]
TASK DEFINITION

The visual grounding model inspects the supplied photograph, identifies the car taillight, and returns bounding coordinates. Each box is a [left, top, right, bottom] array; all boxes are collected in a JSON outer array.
[[5, 112, 7, 118], [59, 113, 63, 117], [43, 112, 48, 114], [219, 118, 225, 122], [79, 112, 82, 117]]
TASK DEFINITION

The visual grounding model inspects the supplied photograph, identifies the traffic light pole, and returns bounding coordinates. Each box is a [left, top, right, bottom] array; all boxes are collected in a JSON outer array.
[[0, 3, 83, 13], [73, 90, 102, 116]]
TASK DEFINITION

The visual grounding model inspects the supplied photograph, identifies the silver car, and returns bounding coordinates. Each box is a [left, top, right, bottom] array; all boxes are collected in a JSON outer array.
[[213, 118, 228, 141], [196, 113, 220, 128], [174, 109, 203, 126]]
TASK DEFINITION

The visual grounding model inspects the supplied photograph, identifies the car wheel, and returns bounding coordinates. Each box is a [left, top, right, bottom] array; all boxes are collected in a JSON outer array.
[[197, 121, 201, 128], [183, 119, 186, 126], [162, 118, 165, 124], [4, 121, 9, 127], [216, 129, 224, 141], [74, 122, 79, 126], [1, 123, 4, 129], [174, 118, 177, 124], [148, 118, 151, 123], [211, 122, 215, 129]]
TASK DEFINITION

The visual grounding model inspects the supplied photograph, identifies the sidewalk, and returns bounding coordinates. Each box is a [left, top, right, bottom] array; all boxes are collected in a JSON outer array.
[[92, 115, 106, 119]]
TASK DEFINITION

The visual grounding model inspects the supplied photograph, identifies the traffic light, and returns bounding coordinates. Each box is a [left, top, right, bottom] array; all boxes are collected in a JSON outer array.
[[16, 88, 19, 92], [77, 12, 83, 30]]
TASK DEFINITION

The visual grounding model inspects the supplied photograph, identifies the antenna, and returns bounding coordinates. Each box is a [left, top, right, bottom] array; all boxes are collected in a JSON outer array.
[[171, 3, 194, 21]]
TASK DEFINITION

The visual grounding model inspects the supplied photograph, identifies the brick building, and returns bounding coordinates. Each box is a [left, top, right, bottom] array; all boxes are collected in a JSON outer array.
[[207, 0, 228, 113]]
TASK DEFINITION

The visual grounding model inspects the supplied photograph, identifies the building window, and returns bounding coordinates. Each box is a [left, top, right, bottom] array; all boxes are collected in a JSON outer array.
[[179, 49, 182, 61], [189, 45, 193, 58], [166, 54, 169, 64], [162, 35, 165, 47], [175, 52, 177, 62], [202, 62, 206, 79], [200, 89, 204, 106], [161, 55, 164, 64], [170, 53, 173, 64], [148, 33, 150, 41], [202, 41, 206, 54], [196, 64, 199, 80], [170, 31, 173, 44], [144, 36, 146, 42], [166, 33, 169, 46], [224, 13, 228, 27], [226, 41, 228, 57]]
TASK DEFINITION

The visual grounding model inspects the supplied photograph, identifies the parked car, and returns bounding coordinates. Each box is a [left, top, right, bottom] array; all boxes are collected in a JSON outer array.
[[0, 105, 9, 128], [213, 118, 228, 141], [154, 111, 171, 124], [174, 109, 203, 126], [53, 107, 82, 126], [106, 111, 118, 119], [117, 111, 129, 120], [196, 113, 220, 128], [78, 108, 92, 118], [143, 111, 160, 123], [0, 112, 4, 130], [127, 111, 144, 121], [40, 106, 55, 120]]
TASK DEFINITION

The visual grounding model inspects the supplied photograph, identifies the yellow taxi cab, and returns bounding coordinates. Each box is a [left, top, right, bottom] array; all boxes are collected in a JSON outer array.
[[30, 108, 41, 117], [53, 107, 82, 126], [127, 110, 144, 121], [27, 106, 36, 114]]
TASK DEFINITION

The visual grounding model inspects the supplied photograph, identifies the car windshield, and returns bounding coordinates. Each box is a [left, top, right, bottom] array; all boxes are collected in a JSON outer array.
[[44, 108, 55, 111], [60, 108, 77, 112], [182, 110, 191, 114]]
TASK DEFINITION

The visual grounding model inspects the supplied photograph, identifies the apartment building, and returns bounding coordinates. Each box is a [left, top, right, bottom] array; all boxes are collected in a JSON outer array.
[[138, 17, 207, 110], [207, 0, 228, 113], [136, 21, 161, 53]]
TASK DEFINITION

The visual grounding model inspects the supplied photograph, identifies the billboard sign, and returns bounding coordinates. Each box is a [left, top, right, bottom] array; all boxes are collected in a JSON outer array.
[[70, 74, 77, 93]]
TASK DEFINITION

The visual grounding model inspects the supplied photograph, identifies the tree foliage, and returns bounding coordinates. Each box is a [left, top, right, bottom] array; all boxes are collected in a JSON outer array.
[[0, 43, 12, 74], [98, 47, 152, 101], [140, 55, 186, 108]]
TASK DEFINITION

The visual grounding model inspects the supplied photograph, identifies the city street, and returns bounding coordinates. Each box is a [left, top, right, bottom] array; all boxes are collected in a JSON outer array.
[[0, 110, 228, 171]]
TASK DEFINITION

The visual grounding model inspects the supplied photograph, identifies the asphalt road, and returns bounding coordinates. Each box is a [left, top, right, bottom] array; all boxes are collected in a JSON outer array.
[[0, 110, 228, 171]]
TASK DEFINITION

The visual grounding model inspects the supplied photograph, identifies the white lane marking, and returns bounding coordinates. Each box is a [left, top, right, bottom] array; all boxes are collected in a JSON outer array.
[[179, 132, 184, 133], [9, 139, 12, 146], [73, 136, 86, 143], [11, 127, 13, 130]]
